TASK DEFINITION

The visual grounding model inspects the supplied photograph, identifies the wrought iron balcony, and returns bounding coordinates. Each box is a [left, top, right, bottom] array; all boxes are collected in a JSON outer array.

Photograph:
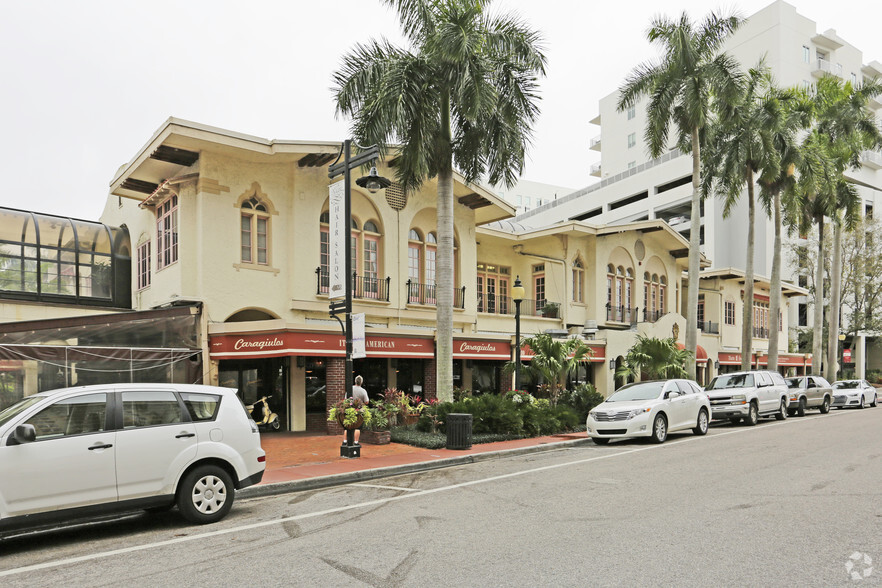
[[406, 280, 465, 309], [699, 320, 720, 334], [316, 268, 390, 301], [753, 326, 770, 339], [607, 304, 638, 325], [643, 308, 664, 323], [477, 295, 559, 317]]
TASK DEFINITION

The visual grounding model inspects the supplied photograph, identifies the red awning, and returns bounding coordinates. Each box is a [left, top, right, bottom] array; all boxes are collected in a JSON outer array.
[[453, 339, 511, 360], [677, 343, 708, 362], [209, 331, 434, 359]]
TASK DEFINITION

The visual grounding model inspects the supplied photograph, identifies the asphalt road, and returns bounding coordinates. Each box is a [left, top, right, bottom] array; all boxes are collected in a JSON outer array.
[[1, 407, 881, 587]]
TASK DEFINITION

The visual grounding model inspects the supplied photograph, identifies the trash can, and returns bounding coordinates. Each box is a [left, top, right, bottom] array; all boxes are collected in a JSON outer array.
[[446, 413, 472, 450]]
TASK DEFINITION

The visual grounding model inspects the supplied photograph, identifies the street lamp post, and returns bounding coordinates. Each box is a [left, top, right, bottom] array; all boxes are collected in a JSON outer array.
[[511, 276, 526, 391], [328, 140, 390, 458]]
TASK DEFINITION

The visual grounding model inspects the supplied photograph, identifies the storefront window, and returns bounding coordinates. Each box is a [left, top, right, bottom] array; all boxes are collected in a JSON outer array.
[[391, 358, 422, 398], [218, 358, 288, 429], [305, 358, 326, 414], [471, 360, 500, 395]]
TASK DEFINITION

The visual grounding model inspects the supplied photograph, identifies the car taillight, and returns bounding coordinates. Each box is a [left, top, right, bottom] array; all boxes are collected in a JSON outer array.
[[258, 455, 266, 463]]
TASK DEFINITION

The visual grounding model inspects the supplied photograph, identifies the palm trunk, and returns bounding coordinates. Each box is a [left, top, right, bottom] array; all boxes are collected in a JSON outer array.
[[435, 91, 454, 403], [767, 189, 782, 371], [740, 169, 756, 372], [812, 216, 825, 375], [826, 220, 843, 381], [685, 129, 701, 380]]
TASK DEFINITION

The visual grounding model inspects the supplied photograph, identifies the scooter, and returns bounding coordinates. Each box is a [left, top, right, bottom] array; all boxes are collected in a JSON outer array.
[[247, 395, 281, 431]]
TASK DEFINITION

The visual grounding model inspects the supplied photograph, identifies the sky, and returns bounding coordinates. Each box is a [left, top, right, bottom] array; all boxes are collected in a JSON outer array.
[[1, 0, 879, 220]]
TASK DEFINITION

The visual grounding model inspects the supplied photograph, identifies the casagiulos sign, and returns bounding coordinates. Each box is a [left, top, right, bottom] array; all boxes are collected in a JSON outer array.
[[453, 339, 511, 360], [209, 332, 434, 359]]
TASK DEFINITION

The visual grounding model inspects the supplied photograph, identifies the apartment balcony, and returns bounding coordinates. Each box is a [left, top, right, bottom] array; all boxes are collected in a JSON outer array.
[[590, 162, 602, 177], [316, 269, 390, 301], [861, 150, 882, 170], [868, 94, 882, 111], [477, 295, 559, 318], [753, 326, 770, 340], [406, 280, 465, 309], [698, 320, 719, 335], [606, 304, 638, 326], [643, 309, 664, 324], [812, 58, 842, 79], [811, 30, 844, 51], [589, 135, 602, 151]]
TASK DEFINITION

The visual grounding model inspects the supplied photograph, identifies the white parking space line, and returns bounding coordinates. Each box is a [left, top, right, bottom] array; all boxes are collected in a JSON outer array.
[[350, 483, 422, 492], [0, 410, 854, 578]]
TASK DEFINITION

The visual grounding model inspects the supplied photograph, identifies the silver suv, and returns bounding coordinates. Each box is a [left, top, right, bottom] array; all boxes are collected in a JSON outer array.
[[0, 384, 265, 531], [784, 375, 832, 416], [705, 370, 790, 426]]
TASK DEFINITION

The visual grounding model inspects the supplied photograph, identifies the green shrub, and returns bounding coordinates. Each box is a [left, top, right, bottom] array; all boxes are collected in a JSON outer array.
[[558, 383, 604, 420]]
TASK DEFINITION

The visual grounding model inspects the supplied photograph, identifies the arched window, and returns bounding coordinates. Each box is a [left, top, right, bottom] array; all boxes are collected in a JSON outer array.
[[241, 196, 269, 265], [607, 262, 634, 322], [319, 212, 384, 299], [572, 258, 584, 302], [643, 271, 666, 321], [408, 228, 438, 304]]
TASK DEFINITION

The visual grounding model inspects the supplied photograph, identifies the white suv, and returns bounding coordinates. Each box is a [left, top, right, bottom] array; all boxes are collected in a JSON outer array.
[[0, 384, 265, 531]]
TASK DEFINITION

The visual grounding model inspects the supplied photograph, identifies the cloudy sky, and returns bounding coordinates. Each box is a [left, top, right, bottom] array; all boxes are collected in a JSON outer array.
[[1, 0, 878, 220]]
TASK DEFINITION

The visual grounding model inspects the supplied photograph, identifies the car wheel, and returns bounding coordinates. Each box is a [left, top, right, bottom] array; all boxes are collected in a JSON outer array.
[[787, 408, 797, 417], [796, 398, 806, 417], [693, 408, 709, 436], [729, 417, 742, 425], [819, 397, 831, 414], [177, 465, 235, 525], [859, 396, 866, 409], [871, 394, 878, 408], [743, 403, 759, 426], [775, 398, 788, 421], [592, 437, 610, 445], [651, 414, 668, 443]]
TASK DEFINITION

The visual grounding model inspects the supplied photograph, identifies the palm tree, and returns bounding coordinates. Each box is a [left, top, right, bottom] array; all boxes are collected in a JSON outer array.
[[615, 335, 693, 381], [333, 0, 547, 402], [810, 76, 882, 381], [617, 10, 742, 378], [702, 64, 785, 371], [506, 333, 591, 405], [757, 88, 811, 371]]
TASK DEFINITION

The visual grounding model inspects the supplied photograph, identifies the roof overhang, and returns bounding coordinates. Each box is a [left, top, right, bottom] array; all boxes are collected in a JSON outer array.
[[110, 118, 516, 224], [698, 267, 809, 297]]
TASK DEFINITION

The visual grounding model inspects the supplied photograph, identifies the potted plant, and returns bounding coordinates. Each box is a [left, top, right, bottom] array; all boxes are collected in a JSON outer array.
[[360, 405, 391, 445], [541, 301, 560, 318], [327, 397, 372, 430]]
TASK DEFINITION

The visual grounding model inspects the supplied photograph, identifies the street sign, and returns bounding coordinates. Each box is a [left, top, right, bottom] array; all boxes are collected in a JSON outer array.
[[328, 180, 345, 299], [329, 300, 346, 318], [352, 313, 366, 359]]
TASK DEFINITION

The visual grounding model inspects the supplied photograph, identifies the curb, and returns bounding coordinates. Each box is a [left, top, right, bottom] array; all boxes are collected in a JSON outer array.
[[240, 437, 592, 499]]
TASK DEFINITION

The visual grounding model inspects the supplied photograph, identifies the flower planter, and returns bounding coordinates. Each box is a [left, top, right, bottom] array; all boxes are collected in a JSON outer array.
[[403, 413, 420, 426], [335, 412, 364, 430], [360, 430, 391, 445]]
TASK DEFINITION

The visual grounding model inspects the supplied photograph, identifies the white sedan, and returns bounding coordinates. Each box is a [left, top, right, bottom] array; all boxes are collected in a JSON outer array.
[[831, 380, 878, 409], [586, 379, 711, 445]]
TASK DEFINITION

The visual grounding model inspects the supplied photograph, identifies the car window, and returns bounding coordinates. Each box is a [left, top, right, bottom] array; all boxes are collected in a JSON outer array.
[[181, 392, 221, 422], [815, 377, 830, 388], [785, 378, 802, 389], [0, 396, 44, 429], [676, 381, 694, 395], [607, 381, 665, 401], [23, 393, 107, 440], [755, 372, 771, 387], [770, 373, 787, 386], [707, 373, 755, 390], [122, 391, 183, 428]]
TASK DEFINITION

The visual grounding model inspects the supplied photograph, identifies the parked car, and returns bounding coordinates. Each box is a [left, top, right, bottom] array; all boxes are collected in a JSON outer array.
[[705, 370, 789, 425], [831, 380, 878, 409], [784, 375, 833, 416], [586, 379, 711, 445], [0, 384, 265, 532]]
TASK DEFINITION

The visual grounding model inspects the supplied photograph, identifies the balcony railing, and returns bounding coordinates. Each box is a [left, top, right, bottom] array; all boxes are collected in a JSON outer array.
[[316, 269, 390, 301], [643, 309, 663, 323], [607, 304, 638, 325], [753, 326, 770, 339], [861, 150, 882, 170], [590, 162, 602, 177], [478, 296, 559, 317], [813, 58, 842, 78], [699, 320, 719, 334], [406, 280, 465, 309]]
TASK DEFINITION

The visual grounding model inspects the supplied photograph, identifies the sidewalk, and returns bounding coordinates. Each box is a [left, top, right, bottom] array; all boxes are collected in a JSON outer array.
[[241, 431, 591, 498]]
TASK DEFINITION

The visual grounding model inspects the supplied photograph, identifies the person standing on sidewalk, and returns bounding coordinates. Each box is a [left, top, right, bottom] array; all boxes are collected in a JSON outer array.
[[344, 375, 370, 445]]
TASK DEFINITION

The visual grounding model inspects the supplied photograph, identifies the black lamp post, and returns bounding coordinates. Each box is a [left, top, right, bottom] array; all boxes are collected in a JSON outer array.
[[328, 140, 390, 458], [511, 276, 526, 391]]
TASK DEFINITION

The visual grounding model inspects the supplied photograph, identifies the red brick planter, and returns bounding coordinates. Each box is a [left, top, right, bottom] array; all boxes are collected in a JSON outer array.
[[360, 430, 391, 445]]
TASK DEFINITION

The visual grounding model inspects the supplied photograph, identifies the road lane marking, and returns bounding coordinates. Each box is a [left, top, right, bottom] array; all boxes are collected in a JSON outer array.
[[350, 483, 422, 492], [0, 409, 862, 578]]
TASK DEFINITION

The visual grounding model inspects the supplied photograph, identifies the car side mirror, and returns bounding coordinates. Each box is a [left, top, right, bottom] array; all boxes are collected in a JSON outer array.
[[666, 391, 680, 400], [9, 424, 36, 445]]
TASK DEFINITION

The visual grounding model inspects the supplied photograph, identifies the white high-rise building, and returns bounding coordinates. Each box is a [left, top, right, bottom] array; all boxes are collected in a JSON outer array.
[[519, 0, 882, 376]]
